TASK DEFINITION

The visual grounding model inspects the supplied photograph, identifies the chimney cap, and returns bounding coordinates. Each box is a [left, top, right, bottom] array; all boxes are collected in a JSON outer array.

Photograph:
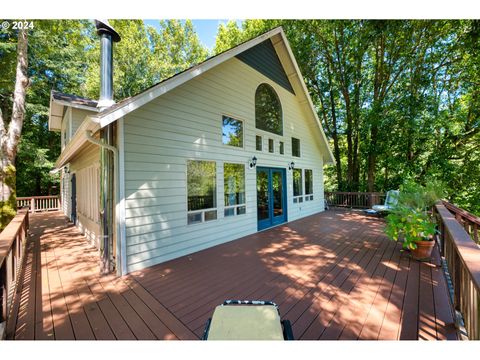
[[94, 19, 121, 42]]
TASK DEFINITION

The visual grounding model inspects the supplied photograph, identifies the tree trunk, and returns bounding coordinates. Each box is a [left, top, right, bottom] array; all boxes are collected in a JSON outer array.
[[0, 28, 29, 229]]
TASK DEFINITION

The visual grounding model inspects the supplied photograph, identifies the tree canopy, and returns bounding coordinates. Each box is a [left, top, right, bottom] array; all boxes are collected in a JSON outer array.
[[0, 19, 209, 200], [1, 19, 478, 218], [214, 20, 480, 215]]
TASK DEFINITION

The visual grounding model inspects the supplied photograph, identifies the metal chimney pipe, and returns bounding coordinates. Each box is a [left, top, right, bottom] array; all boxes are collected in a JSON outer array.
[[94, 20, 120, 274], [95, 20, 120, 109]]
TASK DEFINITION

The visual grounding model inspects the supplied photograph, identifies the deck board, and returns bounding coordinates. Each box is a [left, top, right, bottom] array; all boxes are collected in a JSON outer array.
[[8, 210, 457, 340]]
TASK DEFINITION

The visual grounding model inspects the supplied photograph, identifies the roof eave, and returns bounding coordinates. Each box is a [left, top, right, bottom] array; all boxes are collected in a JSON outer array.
[[54, 116, 100, 168], [97, 27, 285, 129]]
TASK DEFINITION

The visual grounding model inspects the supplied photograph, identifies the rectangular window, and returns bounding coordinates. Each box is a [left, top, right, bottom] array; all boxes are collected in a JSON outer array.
[[292, 137, 300, 157], [187, 160, 217, 224], [224, 163, 246, 217], [304, 169, 313, 201], [268, 139, 274, 153], [222, 116, 243, 147], [256, 135, 262, 151], [293, 168, 303, 202], [279, 141, 284, 155]]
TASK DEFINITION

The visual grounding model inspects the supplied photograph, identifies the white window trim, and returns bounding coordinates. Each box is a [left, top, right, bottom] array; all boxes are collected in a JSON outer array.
[[221, 114, 245, 149], [255, 134, 263, 152], [293, 168, 304, 203], [304, 169, 314, 201], [186, 159, 218, 225], [223, 162, 246, 218]]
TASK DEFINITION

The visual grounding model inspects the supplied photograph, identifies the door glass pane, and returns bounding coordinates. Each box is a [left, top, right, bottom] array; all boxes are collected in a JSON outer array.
[[272, 171, 283, 217], [257, 170, 269, 221]]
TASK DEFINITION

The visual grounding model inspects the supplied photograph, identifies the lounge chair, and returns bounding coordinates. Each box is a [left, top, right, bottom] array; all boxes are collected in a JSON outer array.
[[202, 300, 294, 340], [365, 190, 400, 215]]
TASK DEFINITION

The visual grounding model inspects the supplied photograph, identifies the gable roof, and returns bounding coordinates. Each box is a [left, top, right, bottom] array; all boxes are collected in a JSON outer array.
[[48, 90, 99, 131], [55, 26, 335, 166]]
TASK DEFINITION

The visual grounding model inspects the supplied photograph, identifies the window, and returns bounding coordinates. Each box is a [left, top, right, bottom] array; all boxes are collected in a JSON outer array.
[[224, 163, 246, 217], [268, 139, 274, 153], [255, 83, 283, 135], [293, 168, 303, 203], [305, 169, 313, 201], [222, 116, 243, 147], [279, 141, 284, 155], [292, 137, 300, 157], [256, 135, 262, 151], [187, 160, 217, 224]]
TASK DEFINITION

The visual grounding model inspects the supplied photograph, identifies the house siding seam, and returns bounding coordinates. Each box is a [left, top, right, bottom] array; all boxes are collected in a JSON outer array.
[[236, 39, 295, 94], [123, 57, 325, 273]]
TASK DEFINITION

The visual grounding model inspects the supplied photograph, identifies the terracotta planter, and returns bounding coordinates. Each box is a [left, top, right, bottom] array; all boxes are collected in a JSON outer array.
[[411, 240, 435, 261]]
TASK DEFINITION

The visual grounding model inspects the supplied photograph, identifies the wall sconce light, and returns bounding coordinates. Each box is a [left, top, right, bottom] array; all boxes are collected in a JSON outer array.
[[249, 156, 257, 169], [63, 167, 70, 174], [288, 162, 295, 170]]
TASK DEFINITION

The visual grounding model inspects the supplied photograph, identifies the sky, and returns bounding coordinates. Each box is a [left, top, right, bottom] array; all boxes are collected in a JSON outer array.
[[144, 19, 243, 51]]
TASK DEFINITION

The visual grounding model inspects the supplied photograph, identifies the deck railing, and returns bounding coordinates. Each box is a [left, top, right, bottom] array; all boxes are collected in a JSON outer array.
[[16, 195, 60, 213], [434, 201, 480, 340], [442, 201, 480, 245], [0, 208, 29, 339], [324, 191, 386, 209]]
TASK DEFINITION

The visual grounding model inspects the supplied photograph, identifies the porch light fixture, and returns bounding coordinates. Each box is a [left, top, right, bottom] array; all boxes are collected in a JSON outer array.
[[288, 162, 295, 170], [249, 156, 257, 169]]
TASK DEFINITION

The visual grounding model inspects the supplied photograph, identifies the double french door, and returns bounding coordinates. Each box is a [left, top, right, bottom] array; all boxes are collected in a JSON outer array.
[[256, 167, 287, 230]]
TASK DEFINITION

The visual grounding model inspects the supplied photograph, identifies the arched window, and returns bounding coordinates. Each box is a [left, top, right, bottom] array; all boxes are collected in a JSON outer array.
[[255, 83, 283, 136]]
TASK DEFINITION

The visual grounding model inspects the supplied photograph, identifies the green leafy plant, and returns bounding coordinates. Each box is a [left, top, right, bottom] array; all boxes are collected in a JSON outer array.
[[385, 180, 444, 250]]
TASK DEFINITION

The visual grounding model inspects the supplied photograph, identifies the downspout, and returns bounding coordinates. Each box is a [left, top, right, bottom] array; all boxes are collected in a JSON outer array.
[[85, 130, 121, 274]]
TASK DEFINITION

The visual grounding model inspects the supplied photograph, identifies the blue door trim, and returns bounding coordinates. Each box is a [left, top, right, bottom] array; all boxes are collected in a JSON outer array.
[[257, 167, 287, 231]]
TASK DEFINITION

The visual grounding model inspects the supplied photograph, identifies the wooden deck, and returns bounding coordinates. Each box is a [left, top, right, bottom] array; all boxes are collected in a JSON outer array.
[[7, 210, 458, 340]]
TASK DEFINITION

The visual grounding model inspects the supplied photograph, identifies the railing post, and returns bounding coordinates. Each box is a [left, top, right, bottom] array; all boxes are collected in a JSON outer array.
[[30, 198, 35, 213]]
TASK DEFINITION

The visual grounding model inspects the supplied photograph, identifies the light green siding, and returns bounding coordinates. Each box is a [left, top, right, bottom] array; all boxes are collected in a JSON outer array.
[[123, 57, 325, 273], [68, 143, 101, 249]]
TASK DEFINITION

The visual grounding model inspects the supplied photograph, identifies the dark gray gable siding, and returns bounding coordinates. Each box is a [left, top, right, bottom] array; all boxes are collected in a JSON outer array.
[[236, 39, 295, 94]]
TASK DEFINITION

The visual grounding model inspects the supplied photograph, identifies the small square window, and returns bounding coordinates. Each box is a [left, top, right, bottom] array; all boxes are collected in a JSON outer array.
[[256, 135, 262, 151], [224, 208, 235, 217], [268, 139, 274, 153], [205, 210, 217, 222], [279, 141, 284, 155], [237, 206, 246, 215], [188, 212, 202, 225], [292, 137, 300, 157]]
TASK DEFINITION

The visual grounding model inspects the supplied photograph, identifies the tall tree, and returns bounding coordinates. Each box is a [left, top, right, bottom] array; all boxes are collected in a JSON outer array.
[[0, 27, 28, 229], [214, 19, 480, 215]]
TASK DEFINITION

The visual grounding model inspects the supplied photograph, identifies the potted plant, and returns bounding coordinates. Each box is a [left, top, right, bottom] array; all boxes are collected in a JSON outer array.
[[384, 180, 444, 260]]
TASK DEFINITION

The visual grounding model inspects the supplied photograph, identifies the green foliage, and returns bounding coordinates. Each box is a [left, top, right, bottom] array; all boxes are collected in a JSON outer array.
[[85, 20, 208, 100], [385, 181, 442, 250], [0, 164, 17, 230], [215, 20, 480, 216], [385, 206, 437, 250], [0, 19, 209, 200], [395, 180, 446, 212]]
